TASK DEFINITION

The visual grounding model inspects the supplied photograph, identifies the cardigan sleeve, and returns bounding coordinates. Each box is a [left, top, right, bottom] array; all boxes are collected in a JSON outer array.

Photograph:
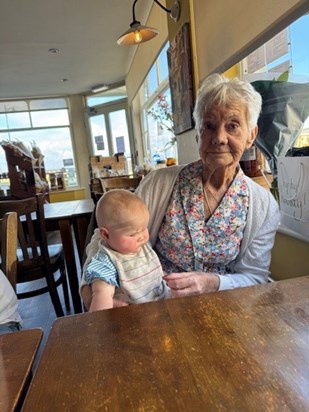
[[218, 185, 280, 290]]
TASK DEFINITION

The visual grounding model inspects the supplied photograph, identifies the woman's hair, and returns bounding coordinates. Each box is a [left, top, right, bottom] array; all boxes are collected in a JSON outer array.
[[193, 73, 262, 132], [95, 189, 147, 228]]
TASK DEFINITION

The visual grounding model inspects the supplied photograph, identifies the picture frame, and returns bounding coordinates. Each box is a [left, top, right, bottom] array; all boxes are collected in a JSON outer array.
[[167, 23, 194, 135]]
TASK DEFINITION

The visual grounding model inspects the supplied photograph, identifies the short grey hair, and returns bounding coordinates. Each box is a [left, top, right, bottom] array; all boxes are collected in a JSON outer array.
[[193, 73, 262, 132]]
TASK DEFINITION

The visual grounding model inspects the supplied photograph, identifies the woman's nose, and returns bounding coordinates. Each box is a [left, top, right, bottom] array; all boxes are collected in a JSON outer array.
[[212, 125, 228, 145]]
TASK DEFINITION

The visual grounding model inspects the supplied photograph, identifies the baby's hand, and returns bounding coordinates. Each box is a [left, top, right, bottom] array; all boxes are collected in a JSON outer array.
[[113, 299, 129, 308]]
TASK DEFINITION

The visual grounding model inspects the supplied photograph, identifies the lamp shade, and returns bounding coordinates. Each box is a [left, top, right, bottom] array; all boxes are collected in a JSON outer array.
[[117, 23, 159, 46]]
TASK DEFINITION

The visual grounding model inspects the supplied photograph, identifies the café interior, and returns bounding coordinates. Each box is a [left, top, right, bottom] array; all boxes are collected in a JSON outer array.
[[0, 0, 308, 410]]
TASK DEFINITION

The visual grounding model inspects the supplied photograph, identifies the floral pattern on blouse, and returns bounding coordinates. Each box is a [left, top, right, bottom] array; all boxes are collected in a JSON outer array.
[[155, 160, 249, 274]]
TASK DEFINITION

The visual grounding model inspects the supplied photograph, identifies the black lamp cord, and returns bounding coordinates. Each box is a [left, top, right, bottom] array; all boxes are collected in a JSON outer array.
[[131, 0, 172, 26]]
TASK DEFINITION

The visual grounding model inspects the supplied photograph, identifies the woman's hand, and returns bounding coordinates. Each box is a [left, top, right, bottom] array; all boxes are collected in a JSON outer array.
[[81, 285, 129, 311], [163, 272, 220, 298]]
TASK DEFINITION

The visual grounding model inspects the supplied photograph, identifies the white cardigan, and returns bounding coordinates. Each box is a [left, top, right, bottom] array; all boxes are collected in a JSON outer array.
[[83, 163, 280, 291]]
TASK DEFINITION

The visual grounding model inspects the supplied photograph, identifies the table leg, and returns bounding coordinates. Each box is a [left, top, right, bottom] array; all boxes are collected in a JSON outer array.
[[73, 215, 91, 266], [58, 219, 82, 313]]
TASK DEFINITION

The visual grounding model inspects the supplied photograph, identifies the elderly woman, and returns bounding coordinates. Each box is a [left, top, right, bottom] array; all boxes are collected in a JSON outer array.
[[81, 73, 279, 307]]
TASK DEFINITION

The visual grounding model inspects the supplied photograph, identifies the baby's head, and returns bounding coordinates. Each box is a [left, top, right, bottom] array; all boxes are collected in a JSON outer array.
[[96, 189, 150, 254]]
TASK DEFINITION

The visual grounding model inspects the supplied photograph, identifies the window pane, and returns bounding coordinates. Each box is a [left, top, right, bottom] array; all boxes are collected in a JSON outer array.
[[89, 114, 110, 156], [109, 110, 132, 173], [0, 101, 27, 112], [0, 127, 73, 169], [148, 65, 158, 96], [158, 42, 169, 82], [289, 15, 309, 78], [146, 90, 175, 161], [109, 110, 130, 156], [31, 109, 69, 127], [3, 112, 31, 129], [141, 42, 178, 165], [0, 114, 8, 129], [242, 14, 309, 82], [0, 98, 76, 186], [30, 98, 67, 110], [87, 86, 127, 107]]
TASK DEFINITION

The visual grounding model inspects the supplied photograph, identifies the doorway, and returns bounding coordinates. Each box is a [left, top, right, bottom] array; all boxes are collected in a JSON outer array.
[[87, 99, 134, 173]]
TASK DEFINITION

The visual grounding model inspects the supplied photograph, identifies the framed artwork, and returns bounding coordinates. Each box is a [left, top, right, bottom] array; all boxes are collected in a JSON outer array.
[[167, 23, 194, 135]]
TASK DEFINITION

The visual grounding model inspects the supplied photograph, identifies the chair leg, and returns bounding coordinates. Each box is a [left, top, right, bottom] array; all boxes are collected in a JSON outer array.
[[61, 263, 71, 312], [45, 270, 64, 317]]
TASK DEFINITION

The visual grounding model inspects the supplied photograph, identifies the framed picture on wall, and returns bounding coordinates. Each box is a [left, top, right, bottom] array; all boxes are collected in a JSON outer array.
[[167, 22, 194, 135]]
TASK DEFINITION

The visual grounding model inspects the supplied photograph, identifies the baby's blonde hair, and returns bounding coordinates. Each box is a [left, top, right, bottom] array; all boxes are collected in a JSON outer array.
[[96, 189, 148, 228]]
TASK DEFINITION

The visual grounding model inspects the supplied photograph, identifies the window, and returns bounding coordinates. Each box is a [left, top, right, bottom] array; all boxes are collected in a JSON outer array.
[[86, 88, 134, 174], [241, 15, 309, 83], [239, 14, 309, 151], [87, 85, 127, 107], [140, 43, 177, 165], [0, 98, 77, 189]]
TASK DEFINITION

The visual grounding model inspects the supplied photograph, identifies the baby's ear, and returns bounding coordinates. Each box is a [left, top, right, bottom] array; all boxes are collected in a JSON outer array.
[[100, 226, 109, 240]]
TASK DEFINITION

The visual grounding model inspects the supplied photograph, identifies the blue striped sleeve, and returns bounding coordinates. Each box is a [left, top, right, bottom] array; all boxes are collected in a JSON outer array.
[[84, 251, 119, 287]]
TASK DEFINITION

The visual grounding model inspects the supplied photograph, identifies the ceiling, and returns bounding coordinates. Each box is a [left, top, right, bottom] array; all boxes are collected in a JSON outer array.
[[0, 0, 153, 99]]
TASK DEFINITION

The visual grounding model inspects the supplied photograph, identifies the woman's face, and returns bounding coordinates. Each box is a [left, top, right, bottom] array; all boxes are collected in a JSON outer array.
[[198, 103, 257, 171]]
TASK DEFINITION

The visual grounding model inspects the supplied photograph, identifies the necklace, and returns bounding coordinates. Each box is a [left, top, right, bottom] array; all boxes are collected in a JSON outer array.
[[206, 184, 220, 203], [203, 184, 221, 215], [203, 185, 214, 215]]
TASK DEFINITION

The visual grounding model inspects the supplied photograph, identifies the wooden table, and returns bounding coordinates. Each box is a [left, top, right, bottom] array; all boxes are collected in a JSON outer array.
[[0, 328, 43, 412], [44, 199, 94, 313], [21, 277, 309, 411]]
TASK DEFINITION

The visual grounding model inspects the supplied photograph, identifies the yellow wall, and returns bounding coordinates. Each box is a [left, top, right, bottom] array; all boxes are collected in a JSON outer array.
[[49, 187, 86, 203], [270, 232, 309, 280]]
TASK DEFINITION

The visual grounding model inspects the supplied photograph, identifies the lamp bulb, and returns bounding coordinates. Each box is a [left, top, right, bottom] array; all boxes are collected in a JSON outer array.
[[134, 30, 143, 44]]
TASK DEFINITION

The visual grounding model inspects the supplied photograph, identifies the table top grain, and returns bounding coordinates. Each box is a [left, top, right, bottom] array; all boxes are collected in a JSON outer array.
[[22, 277, 309, 411], [0, 328, 43, 412]]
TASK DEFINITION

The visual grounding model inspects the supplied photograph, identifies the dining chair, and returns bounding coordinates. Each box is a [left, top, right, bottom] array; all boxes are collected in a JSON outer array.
[[0, 211, 18, 290], [0, 194, 70, 317], [100, 175, 142, 193]]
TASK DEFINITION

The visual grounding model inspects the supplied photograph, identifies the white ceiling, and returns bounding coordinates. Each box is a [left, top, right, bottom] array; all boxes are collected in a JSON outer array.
[[0, 0, 153, 99]]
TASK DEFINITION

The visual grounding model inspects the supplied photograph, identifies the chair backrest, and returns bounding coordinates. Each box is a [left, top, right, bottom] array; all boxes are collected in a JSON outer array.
[[0, 211, 18, 290], [100, 175, 142, 193], [0, 194, 51, 284]]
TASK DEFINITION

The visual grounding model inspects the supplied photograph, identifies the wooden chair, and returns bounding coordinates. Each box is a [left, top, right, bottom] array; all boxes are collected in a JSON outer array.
[[1, 141, 49, 201], [0, 194, 70, 317], [0, 211, 18, 290], [100, 175, 142, 193]]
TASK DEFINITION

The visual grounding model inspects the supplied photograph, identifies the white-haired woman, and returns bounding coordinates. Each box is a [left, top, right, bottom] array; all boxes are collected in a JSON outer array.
[[81, 73, 279, 308]]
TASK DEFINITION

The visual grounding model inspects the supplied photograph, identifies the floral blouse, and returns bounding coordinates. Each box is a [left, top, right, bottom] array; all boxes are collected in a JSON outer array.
[[154, 161, 249, 274]]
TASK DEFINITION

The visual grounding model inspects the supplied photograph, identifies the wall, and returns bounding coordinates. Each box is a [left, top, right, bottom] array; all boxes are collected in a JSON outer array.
[[126, 2, 169, 104], [126, 0, 199, 165], [69, 95, 91, 198], [75, 0, 309, 177], [270, 231, 309, 280], [166, 0, 199, 164]]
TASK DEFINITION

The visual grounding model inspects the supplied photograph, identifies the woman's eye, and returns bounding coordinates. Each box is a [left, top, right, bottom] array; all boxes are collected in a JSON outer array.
[[203, 122, 215, 131], [226, 122, 239, 132]]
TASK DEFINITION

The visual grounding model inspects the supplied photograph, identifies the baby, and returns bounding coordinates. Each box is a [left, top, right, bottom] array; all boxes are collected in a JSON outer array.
[[84, 189, 170, 311]]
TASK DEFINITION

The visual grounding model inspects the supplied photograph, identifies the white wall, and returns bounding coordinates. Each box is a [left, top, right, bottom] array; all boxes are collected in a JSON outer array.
[[69, 95, 91, 197]]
